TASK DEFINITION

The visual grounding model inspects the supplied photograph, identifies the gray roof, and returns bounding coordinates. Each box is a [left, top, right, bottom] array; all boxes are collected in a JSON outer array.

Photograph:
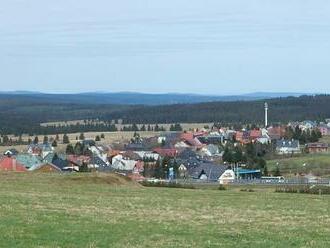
[[188, 163, 227, 181], [276, 139, 299, 149]]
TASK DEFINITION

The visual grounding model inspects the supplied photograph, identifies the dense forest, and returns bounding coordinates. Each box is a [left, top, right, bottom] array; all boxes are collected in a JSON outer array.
[[0, 94, 329, 135]]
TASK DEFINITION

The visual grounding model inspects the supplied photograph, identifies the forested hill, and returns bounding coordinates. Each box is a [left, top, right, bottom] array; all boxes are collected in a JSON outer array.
[[0, 91, 304, 105], [0, 94, 329, 135], [106, 95, 330, 124]]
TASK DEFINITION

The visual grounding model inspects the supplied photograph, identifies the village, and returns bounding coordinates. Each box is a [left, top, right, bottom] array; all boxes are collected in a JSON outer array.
[[1, 103, 330, 185]]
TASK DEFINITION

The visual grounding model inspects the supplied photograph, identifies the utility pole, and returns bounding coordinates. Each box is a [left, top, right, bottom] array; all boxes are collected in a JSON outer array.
[[264, 102, 268, 127]]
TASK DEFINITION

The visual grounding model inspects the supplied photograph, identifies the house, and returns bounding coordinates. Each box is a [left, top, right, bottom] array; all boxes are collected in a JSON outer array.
[[27, 143, 54, 158], [249, 129, 262, 140], [111, 154, 138, 171], [276, 139, 301, 154], [0, 156, 27, 172], [82, 139, 96, 147], [234, 168, 262, 179], [134, 151, 160, 161], [184, 137, 203, 148], [15, 154, 43, 170], [197, 134, 224, 145], [176, 149, 201, 168], [306, 143, 328, 153], [300, 120, 317, 131], [267, 126, 285, 140], [199, 144, 222, 157], [180, 132, 194, 141], [256, 129, 271, 144], [88, 145, 110, 166], [67, 155, 91, 166], [3, 149, 19, 156], [133, 160, 144, 174], [153, 148, 178, 158], [158, 132, 181, 147], [51, 155, 70, 171], [219, 169, 235, 184], [235, 131, 250, 144], [174, 141, 191, 149], [89, 154, 110, 170], [125, 142, 147, 151], [188, 163, 227, 181], [31, 163, 62, 173], [318, 124, 330, 136]]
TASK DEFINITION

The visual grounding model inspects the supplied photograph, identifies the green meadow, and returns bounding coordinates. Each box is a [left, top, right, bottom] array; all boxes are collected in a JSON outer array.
[[267, 153, 330, 177], [0, 173, 329, 248]]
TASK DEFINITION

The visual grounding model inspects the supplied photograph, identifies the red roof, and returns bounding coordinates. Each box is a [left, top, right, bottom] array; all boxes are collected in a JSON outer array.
[[307, 143, 328, 148], [153, 148, 178, 157], [180, 132, 194, 141], [0, 157, 27, 172], [134, 161, 144, 173], [67, 155, 91, 164], [193, 131, 208, 137], [185, 138, 203, 148], [250, 130, 262, 139]]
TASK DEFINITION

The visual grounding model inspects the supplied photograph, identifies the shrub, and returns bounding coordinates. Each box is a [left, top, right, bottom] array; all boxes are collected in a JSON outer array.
[[240, 188, 255, 192], [140, 181, 195, 189], [218, 185, 227, 191], [275, 185, 330, 195]]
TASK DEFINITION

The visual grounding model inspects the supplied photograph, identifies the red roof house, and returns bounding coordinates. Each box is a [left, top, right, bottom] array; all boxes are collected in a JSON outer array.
[[306, 143, 328, 153], [250, 129, 262, 140], [180, 132, 194, 141], [0, 156, 27, 172], [235, 131, 250, 144], [153, 148, 178, 157]]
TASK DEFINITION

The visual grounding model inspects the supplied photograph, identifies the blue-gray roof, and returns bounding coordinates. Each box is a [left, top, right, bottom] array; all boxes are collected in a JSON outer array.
[[276, 140, 299, 148], [188, 163, 227, 181]]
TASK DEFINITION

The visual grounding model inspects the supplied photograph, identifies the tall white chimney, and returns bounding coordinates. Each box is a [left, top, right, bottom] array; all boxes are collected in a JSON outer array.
[[264, 102, 268, 127]]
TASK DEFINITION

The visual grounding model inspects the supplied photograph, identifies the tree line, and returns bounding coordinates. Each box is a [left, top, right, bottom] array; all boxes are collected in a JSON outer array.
[[1, 94, 330, 135]]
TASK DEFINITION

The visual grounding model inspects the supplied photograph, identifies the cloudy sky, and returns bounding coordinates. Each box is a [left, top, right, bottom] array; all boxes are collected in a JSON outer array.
[[1, 0, 330, 94]]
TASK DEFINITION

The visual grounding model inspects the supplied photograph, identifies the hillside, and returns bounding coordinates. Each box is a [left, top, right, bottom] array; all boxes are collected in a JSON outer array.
[[0, 91, 305, 105], [267, 153, 330, 177], [0, 172, 328, 247], [1, 94, 330, 135]]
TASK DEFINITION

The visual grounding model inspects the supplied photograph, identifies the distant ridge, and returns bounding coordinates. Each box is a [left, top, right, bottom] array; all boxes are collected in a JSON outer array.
[[0, 91, 310, 105]]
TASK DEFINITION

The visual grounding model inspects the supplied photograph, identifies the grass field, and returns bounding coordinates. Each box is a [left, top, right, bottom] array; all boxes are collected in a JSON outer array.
[[0, 173, 329, 247], [267, 153, 330, 177], [320, 135, 330, 145], [40, 121, 213, 132]]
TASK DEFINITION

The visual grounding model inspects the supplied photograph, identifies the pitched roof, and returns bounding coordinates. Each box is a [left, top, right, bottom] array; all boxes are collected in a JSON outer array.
[[188, 163, 226, 181], [111, 155, 137, 171], [4, 149, 19, 156], [250, 129, 262, 139], [153, 148, 178, 157], [306, 143, 328, 148], [51, 157, 68, 170], [276, 139, 300, 149], [16, 154, 43, 169], [0, 156, 27, 172], [28, 143, 54, 152], [90, 154, 108, 168], [67, 155, 91, 166]]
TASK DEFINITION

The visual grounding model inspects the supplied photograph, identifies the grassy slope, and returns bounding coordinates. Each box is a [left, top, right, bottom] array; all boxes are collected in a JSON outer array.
[[0, 173, 329, 247], [267, 153, 330, 177]]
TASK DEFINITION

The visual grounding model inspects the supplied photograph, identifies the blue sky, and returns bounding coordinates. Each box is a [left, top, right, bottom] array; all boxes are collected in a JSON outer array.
[[1, 0, 330, 94]]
